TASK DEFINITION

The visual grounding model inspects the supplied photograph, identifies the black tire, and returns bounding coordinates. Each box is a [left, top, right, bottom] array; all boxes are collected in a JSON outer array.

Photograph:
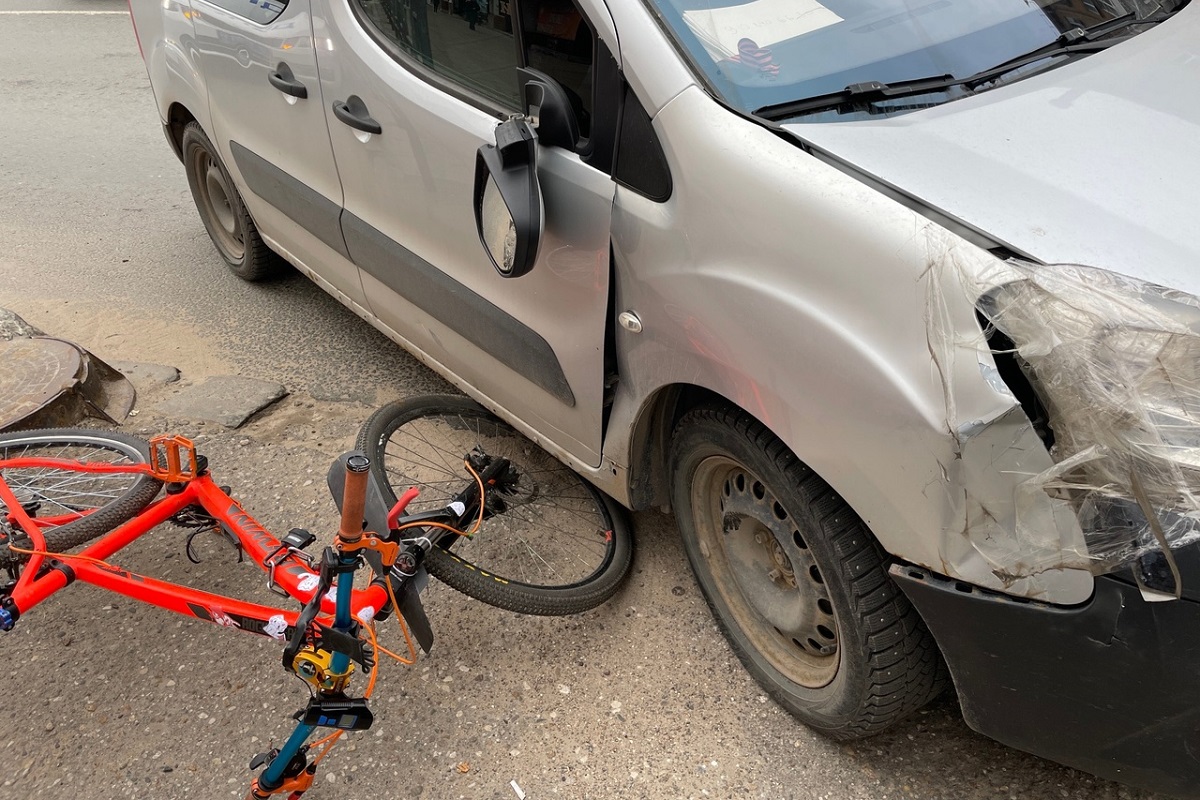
[[356, 396, 633, 615], [0, 429, 162, 567], [669, 407, 947, 740], [181, 121, 285, 281]]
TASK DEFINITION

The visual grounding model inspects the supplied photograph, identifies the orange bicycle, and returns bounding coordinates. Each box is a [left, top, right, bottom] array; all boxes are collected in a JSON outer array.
[[0, 395, 632, 798]]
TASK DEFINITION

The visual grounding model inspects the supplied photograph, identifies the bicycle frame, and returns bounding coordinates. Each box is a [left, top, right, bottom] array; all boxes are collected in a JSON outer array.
[[0, 429, 532, 797], [0, 454, 388, 640], [0, 438, 433, 798]]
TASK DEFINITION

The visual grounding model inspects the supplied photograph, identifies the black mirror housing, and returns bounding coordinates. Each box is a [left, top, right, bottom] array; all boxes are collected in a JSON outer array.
[[519, 67, 579, 151], [473, 117, 544, 278]]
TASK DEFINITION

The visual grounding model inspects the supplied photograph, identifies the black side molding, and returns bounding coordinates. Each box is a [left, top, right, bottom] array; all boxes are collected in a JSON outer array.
[[341, 211, 575, 407], [229, 141, 350, 260]]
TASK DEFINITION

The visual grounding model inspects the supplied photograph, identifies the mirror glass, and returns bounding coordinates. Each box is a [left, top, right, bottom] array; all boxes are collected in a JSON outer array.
[[480, 175, 518, 275]]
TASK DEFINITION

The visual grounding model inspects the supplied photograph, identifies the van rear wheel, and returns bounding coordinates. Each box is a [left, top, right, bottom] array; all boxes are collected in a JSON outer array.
[[181, 122, 284, 281], [669, 407, 947, 740]]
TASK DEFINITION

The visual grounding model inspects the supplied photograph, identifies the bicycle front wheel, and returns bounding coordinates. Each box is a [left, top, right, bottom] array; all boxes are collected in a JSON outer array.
[[0, 429, 162, 565], [356, 396, 633, 615]]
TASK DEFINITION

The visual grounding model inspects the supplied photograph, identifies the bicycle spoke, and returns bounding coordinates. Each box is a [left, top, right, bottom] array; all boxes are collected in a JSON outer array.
[[1, 446, 137, 504], [365, 401, 627, 597]]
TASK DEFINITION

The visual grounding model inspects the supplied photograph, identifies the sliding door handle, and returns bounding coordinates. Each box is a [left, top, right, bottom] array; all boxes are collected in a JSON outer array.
[[332, 95, 382, 135], [267, 63, 308, 99]]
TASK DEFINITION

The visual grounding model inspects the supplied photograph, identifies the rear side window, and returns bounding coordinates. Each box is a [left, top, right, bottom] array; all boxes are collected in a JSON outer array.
[[200, 0, 287, 24], [350, 0, 520, 107]]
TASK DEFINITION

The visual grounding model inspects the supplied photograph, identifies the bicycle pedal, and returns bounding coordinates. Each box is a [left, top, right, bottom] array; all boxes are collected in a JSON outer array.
[[299, 695, 373, 731], [149, 435, 200, 481]]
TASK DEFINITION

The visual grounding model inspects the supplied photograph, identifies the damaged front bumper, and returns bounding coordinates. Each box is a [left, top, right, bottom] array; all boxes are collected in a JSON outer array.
[[894, 561, 1200, 798], [926, 253, 1200, 600]]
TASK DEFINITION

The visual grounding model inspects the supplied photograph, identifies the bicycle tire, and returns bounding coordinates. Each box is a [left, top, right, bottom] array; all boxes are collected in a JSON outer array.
[[356, 396, 633, 615], [0, 428, 162, 566]]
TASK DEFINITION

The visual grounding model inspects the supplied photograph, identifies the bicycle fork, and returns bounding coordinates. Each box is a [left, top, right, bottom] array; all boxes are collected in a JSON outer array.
[[246, 456, 376, 799]]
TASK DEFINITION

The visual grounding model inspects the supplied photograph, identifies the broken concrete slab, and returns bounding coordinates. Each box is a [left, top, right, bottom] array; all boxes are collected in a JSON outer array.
[[154, 375, 288, 428], [0, 308, 44, 341], [110, 360, 182, 388]]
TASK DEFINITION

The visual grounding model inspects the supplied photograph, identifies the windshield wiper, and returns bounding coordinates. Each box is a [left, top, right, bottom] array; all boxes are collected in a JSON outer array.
[[1068, 7, 1171, 43], [755, 10, 1171, 122]]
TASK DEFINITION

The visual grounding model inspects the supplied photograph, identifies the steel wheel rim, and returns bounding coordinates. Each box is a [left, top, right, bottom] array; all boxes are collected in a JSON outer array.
[[690, 455, 840, 687], [192, 149, 244, 260]]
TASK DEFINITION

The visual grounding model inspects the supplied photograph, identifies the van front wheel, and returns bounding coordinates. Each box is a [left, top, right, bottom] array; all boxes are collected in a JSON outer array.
[[669, 407, 946, 740]]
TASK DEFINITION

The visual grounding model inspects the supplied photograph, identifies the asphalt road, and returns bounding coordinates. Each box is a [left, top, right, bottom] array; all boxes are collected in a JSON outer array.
[[0, 5, 1168, 800]]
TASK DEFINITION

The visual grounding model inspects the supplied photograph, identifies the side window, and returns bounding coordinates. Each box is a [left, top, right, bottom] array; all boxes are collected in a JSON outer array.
[[518, 0, 594, 138], [201, 0, 288, 24], [351, 0, 520, 107]]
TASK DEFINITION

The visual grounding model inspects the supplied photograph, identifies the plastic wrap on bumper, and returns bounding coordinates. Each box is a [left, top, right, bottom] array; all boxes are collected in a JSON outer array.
[[929, 256, 1200, 593]]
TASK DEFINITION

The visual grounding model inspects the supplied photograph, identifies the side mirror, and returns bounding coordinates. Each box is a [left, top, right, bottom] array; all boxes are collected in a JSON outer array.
[[519, 67, 579, 151], [473, 117, 544, 278]]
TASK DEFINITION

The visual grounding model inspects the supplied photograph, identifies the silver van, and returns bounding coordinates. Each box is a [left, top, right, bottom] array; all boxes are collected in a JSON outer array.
[[127, 0, 1200, 793]]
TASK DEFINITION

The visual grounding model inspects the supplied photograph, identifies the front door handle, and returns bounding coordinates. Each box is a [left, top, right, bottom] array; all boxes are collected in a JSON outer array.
[[332, 95, 382, 135], [267, 63, 308, 99]]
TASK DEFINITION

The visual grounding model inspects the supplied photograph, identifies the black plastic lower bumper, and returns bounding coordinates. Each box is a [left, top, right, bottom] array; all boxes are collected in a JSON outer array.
[[893, 564, 1200, 798]]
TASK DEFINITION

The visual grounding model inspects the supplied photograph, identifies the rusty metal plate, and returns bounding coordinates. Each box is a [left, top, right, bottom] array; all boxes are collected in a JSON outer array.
[[0, 337, 86, 430]]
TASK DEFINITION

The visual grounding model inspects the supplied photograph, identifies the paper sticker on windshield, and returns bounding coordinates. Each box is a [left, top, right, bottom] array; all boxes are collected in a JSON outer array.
[[683, 0, 841, 58]]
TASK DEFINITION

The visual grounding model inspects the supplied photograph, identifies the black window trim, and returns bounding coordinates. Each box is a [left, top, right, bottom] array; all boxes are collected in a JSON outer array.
[[344, 0, 622, 174], [611, 80, 672, 202], [580, 33, 619, 173], [345, 0, 523, 119]]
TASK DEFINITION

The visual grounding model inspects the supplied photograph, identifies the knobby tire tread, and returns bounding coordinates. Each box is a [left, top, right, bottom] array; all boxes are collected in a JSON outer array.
[[356, 396, 633, 616], [0, 428, 162, 562]]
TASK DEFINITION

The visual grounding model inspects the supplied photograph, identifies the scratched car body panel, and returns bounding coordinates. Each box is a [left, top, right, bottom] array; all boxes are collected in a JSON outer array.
[[127, 0, 1200, 793]]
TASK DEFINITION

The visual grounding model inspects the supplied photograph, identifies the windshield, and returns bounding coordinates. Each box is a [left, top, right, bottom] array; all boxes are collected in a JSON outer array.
[[645, 0, 1185, 121]]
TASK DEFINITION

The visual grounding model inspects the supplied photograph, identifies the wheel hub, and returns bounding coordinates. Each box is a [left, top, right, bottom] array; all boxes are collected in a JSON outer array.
[[205, 164, 236, 237], [693, 457, 840, 687], [192, 150, 244, 260]]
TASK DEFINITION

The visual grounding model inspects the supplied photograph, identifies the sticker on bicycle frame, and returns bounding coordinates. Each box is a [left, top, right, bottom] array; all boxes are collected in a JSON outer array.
[[324, 587, 338, 603], [358, 606, 376, 623], [298, 574, 320, 593], [211, 610, 240, 629], [263, 614, 288, 640]]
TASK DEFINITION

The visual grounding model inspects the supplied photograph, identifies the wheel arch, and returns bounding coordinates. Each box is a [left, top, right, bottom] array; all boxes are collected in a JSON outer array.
[[142, 7, 210, 157], [621, 379, 887, 533], [164, 102, 198, 162], [619, 371, 924, 577], [625, 383, 721, 512]]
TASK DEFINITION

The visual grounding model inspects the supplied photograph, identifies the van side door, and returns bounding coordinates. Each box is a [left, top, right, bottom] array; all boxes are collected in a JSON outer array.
[[314, 0, 618, 466], [192, 0, 367, 306]]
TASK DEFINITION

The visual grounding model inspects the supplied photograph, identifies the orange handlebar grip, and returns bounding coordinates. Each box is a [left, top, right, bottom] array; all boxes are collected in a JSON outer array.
[[339, 455, 371, 542]]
